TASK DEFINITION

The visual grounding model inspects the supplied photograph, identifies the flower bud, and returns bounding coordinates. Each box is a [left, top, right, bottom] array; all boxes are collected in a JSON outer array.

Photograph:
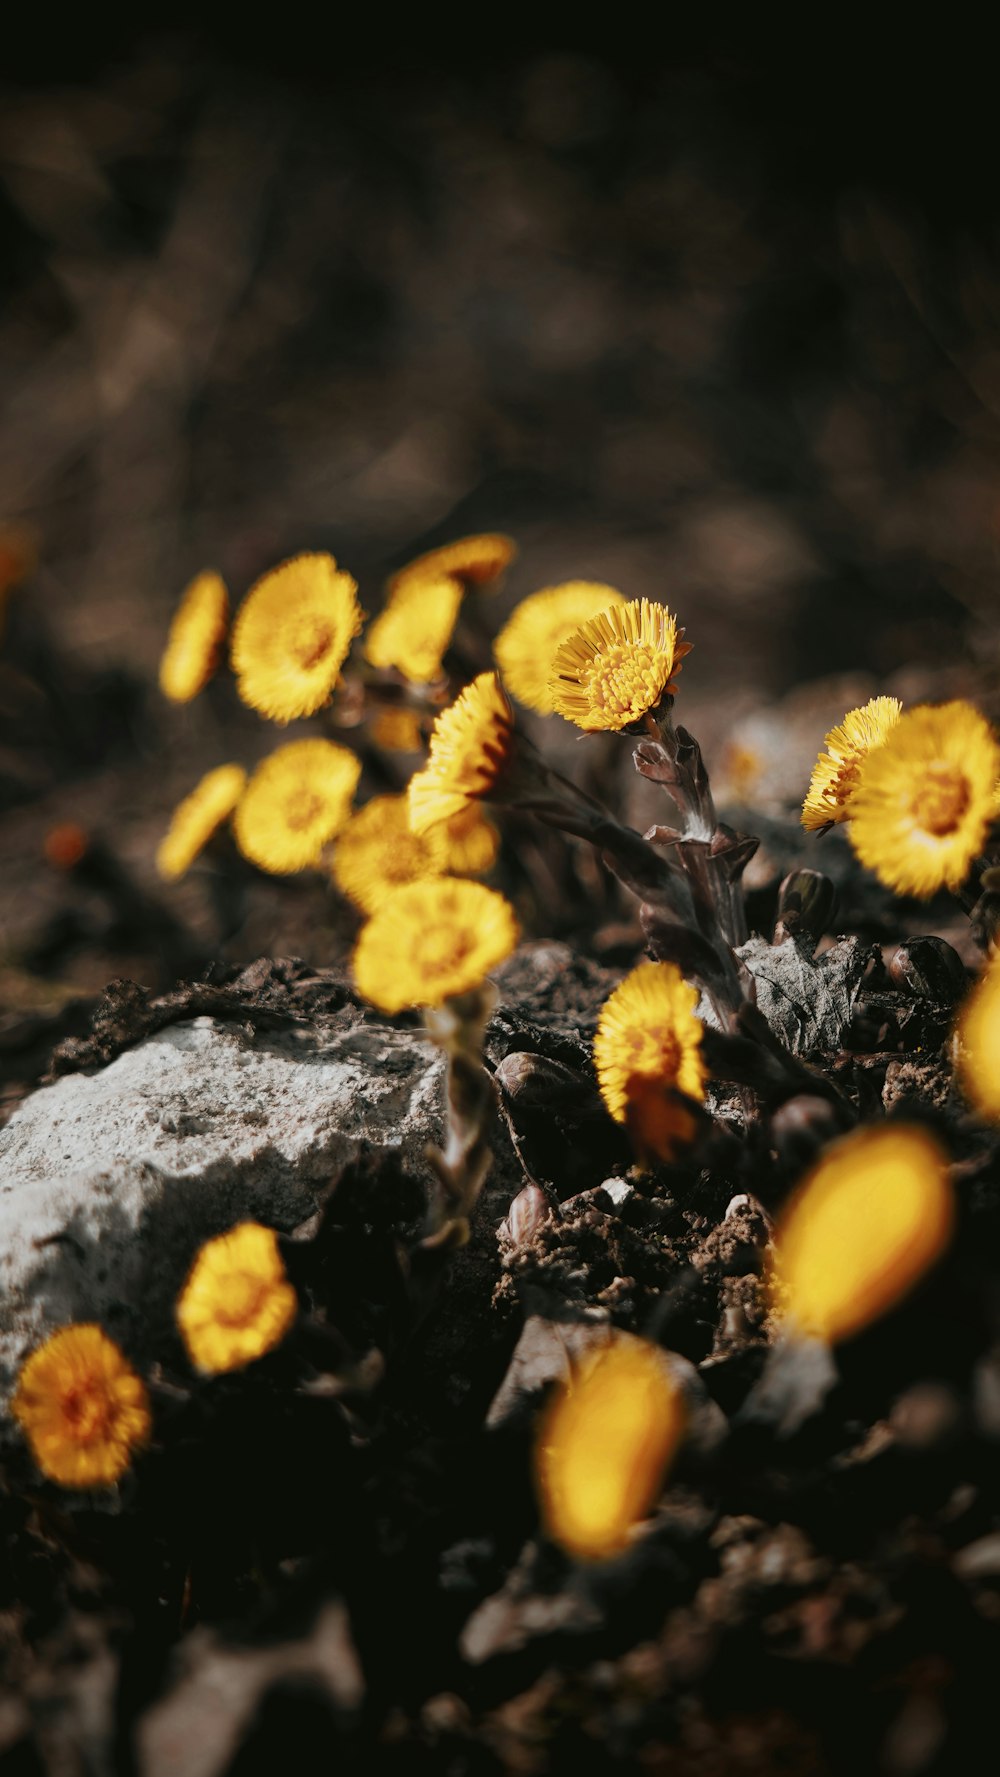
[[775, 869, 837, 940], [506, 1183, 551, 1246], [887, 936, 967, 1004]]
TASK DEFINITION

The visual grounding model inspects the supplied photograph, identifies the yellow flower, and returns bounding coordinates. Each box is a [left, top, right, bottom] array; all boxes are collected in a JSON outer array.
[[801, 696, 903, 831], [234, 739, 360, 874], [365, 573, 463, 684], [156, 763, 247, 881], [371, 706, 425, 753], [958, 954, 1000, 1121], [332, 793, 447, 911], [388, 532, 516, 596], [352, 877, 519, 1013], [849, 702, 1000, 898], [408, 672, 515, 835], [772, 1124, 953, 1344], [12, 1324, 151, 1489], [536, 1335, 686, 1562], [177, 1222, 297, 1374], [549, 598, 691, 732], [494, 581, 626, 715], [435, 803, 500, 876], [158, 570, 230, 703], [231, 553, 363, 723], [593, 961, 707, 1158]]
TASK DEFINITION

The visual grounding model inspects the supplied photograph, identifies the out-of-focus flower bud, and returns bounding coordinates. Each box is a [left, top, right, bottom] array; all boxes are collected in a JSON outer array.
[[505, 1183, 551, 1246], [887, 936, 967, 1004], [775, 869, 837, 941]]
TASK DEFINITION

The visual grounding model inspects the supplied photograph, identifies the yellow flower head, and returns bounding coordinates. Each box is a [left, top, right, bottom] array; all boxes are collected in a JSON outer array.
[[158, 570, 230, 704], [801, 696, 903, 831], [231, 553, 363, 723], [958, 954, 1000, 1121], [13, 1324, 151, 1489], [371, 705, 425, 753], [494, 581, 626, 715], [352, 876, 519, 1013], [434, 803, 500, 876], [332, 793, 447, 912], [849, 701, 1000, 898], [549, 598, 691, 732], [772, 1124, 953, 1345], [593, 961, 707, 1158], [365, 573, 463, 684], [536, 1335, 686, 1562], [177, 1222, 297, 1374], [156, 763, 247, 881], [388, 532, 516, 597], [408, 672, 515, 835], [234, 739, 360, 874]]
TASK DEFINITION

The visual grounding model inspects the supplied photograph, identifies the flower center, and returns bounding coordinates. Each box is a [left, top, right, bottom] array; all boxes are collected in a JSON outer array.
[[623, 1021, 681, 1082], [215, 1272, 268, 1327], [587, 644, 667, 722], [60, 1382, 112, 1444], [285, 788, 324, 832], [294, 619, 334, 672], [415, 925, 472, 979], [910, 765, 970, 837]]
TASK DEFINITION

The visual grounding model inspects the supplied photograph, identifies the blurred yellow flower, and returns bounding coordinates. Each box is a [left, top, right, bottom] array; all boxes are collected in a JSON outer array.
[[958, 954, 1000, 1121], [801, 696, 903, 831], [156, 763, 247, 881], [365, 573, 463, 684], [549, 598, 691, 732], [158, 570, 230, 704], [177, 1222, 297, 1374], [408, 672, 515, 835], [370, 705, 425, 753], [435, 803, 500, 876], [536, 1335, 685, 1562], [352, 876, 519, 1013], [849, 702, 1000, 897], [494, 581, 625, 715], [332, 793, 447, 911], [13, 1324, 151, 1489], [234, 739, 360, 874], [772, 1123, 953, 1344], [593, 960, 706, 1158], [388, 532, 516, 597], [231, 553, 363, 723]]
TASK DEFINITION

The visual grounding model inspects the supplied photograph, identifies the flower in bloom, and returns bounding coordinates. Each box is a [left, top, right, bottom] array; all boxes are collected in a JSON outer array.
[[370, 705, 425, 753], [536, 1335, 685, 1561], [387, 532, 516, 597], [332, 793, 448, 911], [593, 961, 706, 1159], [801, 696, 903, 831], [156, 763, 247, 881], [494, 581, 626, 715], [352, 877, 519, 1013], [408, 672, 515, 835], [549, 598, 691, 732], [177, 1222, 298, 1374], [13, 1324, 151, 1488], [231, 554, 363, 723], [234, 739, 360, 874], [364, 573, 463, 684], [158, 570, 230, 703], [958, 954, 1000, 1121], [772, 1124, 953, 1344], [849, 702, 1000, 898], [434, 803, 500, 876]]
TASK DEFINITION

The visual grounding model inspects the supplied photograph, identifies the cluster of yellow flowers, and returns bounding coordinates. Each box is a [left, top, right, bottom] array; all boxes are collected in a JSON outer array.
[[12, 1222, 297, 1490]]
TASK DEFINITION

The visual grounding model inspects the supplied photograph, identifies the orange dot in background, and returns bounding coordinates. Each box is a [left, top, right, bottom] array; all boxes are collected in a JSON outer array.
[[44, 823, 89, 870]]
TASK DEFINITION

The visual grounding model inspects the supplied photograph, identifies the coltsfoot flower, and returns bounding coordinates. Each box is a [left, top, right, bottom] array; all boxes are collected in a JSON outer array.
[[435, 803, 500, 875], [332, 793, 447, 912], [536, 1335, 686, 1561], [849, 702, 1000, 897], [231, 554, 363, 723], [371, 705, 425, 753], [234, 739, 360, 874], [352, 876, 519, 1012], [13, 1325, 151, 1489], [388, 532, 516, 597], [408, 672, 515, 835], [156, 763, 247, 880], [494, 581, 625, 715], [958, 954, 1000, 1121], [365, 573, 463, 684], [801, 696, 903, 830], [549, 598, 691, 732], [593, 960, 706, 1158], [158, 570, 230, 703], [772, 1124, 953, 1344], [177, 1222, 298, 1374]]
